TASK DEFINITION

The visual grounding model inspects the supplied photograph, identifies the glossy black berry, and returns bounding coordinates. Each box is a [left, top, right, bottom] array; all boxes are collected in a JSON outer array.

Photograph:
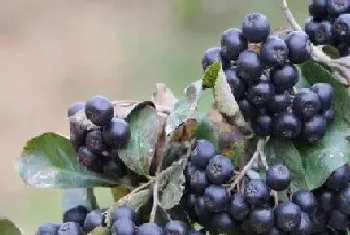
[[311, 83, 334, 111], [337, 186, 350, 215], [202, 47, 221, 71], [285, 31, 311, 64], [77, 147, 103, 173], [85, 95, 114, 127], [268, 92, 292, 114], [102, 118, 130, 148], [242, 13, 270, 43], [236, 50, 263, 84], [204, 185, 230, 212], [188, 229, 204, 235], [191, 139, 216, 169], [85, 130, 106, 153], [238, 99, 257, 119], [333, 14, 350, 43], [206, 155, 234, 185], [323, 109, 335, 125], [252, 114, 273, 136], [135, 223, 163, 235], [249, 208, 274, 234], [266, 164, 291, 191], [210, 213, 236, 234], [305, 17, 320, 44], [328, 210, 348, 231], [67, 102, 86, 117], [271, 64, 299, 92], [260, 36, 289, 68], [314, 21, 334, 45], [292, 190, 317, 214], [57, 222, 84, 235], [220, 28, 248, 61], [112, 219, 135, 235], [266, 227, 287, 235], [290, 212, 312, 235], [229, 193, 250, 221], [189, 170, 209, 194], [309, 0, 328, 19], [225, 67, 247, 99], [63, 205, 89, 228], [194, 196, 211, 223], [315, 188, 335, 212], [247, 82, 274, 107], [325, 164, 350, 190], [103, 157, 126, 179], [244, 179, 270, 206], [327, 0, 349, 17], [301, 115, 327, 142], [111, 205, 136, 224], [274, 113, 302, 139], [164, 220, 188, 235], [83, 209, 105, 233], [293, 91, 321, 119], [275, 201, 302, 232], [36, 223, 60, 235]]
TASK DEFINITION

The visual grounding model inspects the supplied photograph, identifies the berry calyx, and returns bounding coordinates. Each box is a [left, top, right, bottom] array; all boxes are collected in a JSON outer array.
[[260, 36, 289, 68], [293, 91, 322, 119], [274, 113, 302, 139], [206, 155, 234, 185], [244, 179, 270, 206], [275, 201, 302, 232], [266, 164, 291, 191], [247, 82, 274, 107], [203, 185, 230, 212]]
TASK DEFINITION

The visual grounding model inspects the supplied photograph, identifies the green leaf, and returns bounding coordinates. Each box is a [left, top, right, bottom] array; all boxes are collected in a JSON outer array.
[[118, 102, 158, 176], [110, 186, 130, 203], [0, 218, 22, 235], [88, 227, 110, 235], [266, 138, 308, 191], [165, 80, 203, 135], [16, 133, 121, 188], [322, 45, 340, 59], [62, 188, 99, 213], [159, 162, 186, 210], [202, 61, 221, 88], [115, 188, 151, 211]]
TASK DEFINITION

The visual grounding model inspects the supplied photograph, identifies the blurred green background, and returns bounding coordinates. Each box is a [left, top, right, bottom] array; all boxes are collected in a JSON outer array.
[[0, 0, 307, 234]]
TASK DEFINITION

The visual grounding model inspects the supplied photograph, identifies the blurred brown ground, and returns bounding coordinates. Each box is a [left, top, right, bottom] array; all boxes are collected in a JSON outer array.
[[0, 1, 307, 234]]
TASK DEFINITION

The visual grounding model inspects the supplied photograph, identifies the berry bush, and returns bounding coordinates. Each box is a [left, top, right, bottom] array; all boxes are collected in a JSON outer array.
[[3, 1, 350, 235]]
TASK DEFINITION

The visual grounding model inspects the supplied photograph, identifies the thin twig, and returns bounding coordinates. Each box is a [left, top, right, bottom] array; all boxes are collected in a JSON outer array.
[[272, 190, 279, 207], [149, 165, 160, 223], [278, 0, 302, 31], [259, 136, 269, 170]]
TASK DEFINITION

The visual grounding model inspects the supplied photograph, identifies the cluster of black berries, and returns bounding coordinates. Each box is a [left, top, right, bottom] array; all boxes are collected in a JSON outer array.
[[36, 204, 204, 235], [68, 95, 130, 178], [182, 139, 350, 235], [306, 0, 350, 57], [202, 13, 335, 142]]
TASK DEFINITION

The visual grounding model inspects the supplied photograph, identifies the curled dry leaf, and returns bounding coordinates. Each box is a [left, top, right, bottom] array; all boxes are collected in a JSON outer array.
[[113, 100, 139, 119]]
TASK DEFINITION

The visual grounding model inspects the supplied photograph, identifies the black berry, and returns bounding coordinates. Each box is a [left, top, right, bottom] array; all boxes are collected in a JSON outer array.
[[328, 210, 348, 231], [301, 115, 327, 142], [292, 190, 317, 214], [314, 21, 334, 45], [63, 205, 89, 228], [86, 130, 106, 153], [112, 219, 135, 235], [111, 205, 136, 224], [242, 13, 270, 43], [285, 31, 311, 64], [85, 95, 114, 127], [203, 185, 230, 212], [337, 186, 350, 215], [191, 139, 216, 169], [206, 154, 234, 185], [311, 83, 334, 111], [325, 164, 350, 190], [238, 99, 257, 119], [275, 201, 302, 232], [247, 82, 274, 107], [337, 43, 350, 57], [236, 50, 263, 83], [229, 193, 250, 221], [77, 147, 103, 173], [189, 170, 209, 194], [266, 164, 291, 191], [309, 0, 328, 19], [164, 220, 188, 235], [271, 64, 299, 92], [310, 208, 329, 233], [220, 28, 248, 61], [103, 157, 126, 179], [195, 196, 211, 224], [225, 67, 247, 99], [252, 114, 273, 136], [135, 223, 163, 235], [210, 213, 236, 234], [67, 102, 86, 117], [333, 14, 350, 43], [268, 92, 292, 114], [266, 227, 287, 235], [290, 212, 312, 235], [249, 208, 274, 234], [244, 179, 270, 206], [327, 0, 349, 17], [102, 117, 130, 148], [305, 17, 320, 44], [314, 188, 335, 212], [84, 209, 105, 233], [202, 47, 222, 71], [293, 91, 321, 119], [36, 223, 60, 235], [274, 112, 302, 139], [57, 222, 84, 235], [69, 120, 88, 151], [260, 36, 289, 68]]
